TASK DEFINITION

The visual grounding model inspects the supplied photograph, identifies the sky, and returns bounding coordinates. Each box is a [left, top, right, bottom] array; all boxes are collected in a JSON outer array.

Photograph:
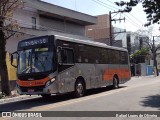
[[42, 0, 160, 35]]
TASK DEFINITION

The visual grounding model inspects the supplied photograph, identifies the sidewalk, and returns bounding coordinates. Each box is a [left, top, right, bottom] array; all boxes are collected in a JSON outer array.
[[131, 75, 158, 79], [0, 90, 39, 104], [125, 75, 160, 86]]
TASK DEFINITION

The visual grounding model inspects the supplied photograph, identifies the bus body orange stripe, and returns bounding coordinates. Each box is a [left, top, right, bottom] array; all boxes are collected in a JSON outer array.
[[17, 77, 50, 87], [103, 68, 130, 80]]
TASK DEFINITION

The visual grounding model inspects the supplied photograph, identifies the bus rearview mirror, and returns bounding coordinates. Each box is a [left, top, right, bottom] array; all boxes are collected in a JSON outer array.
[[10, 52, 18, 68], [11, 54, 13, 64]]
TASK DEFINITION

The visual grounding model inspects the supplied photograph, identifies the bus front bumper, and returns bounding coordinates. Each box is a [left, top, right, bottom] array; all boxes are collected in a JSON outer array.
[[16, 82, 59, 95]]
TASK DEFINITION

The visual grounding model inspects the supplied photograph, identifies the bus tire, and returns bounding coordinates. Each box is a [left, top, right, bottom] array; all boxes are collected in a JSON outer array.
[[74, 79, 85, 98], [41, 94, 51, 98], [113, 75, 119, 89]]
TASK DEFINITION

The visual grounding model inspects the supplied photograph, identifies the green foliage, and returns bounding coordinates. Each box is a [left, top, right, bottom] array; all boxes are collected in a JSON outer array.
[[115, 0, 160, 26], [131, 48, 149, 58], [130, 48, 149, 63]]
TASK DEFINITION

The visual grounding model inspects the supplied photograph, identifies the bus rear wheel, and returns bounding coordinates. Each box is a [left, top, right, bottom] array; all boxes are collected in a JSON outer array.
[[113, 76, 119, 89], [74, 79, 85, 98]]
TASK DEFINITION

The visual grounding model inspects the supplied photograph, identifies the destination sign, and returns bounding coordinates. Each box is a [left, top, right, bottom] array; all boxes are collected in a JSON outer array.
[[19, 37, 48, 47]]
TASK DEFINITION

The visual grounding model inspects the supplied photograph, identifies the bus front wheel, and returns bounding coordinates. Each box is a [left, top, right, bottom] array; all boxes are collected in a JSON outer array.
[[113, 76, 119, 89], [74, 79, 85, 98]]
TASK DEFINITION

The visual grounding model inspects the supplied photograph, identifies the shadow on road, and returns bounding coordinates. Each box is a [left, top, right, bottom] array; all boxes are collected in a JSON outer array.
[[0, 86, 126, 111], [141, 94, 160, 110]]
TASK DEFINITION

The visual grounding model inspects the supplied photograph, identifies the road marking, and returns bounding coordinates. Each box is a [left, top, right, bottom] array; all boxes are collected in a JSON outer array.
[[23, 79, 160, 111]]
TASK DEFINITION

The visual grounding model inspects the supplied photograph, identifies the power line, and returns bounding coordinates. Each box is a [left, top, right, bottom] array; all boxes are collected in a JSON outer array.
[[95, 0, 120, 10], [91, 0, 115, 11], [124, 14, 144, 29], [105, 0, 144, 25], [128, 13, 144, 25], [92, 0, 145, 31], [106, 0, 116, 5]]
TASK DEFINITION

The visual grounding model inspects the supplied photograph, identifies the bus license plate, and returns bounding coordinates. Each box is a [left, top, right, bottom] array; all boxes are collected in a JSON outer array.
[[28, 89, 34, 92]]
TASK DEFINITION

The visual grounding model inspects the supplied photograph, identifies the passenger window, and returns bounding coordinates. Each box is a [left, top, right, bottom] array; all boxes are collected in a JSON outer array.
[[120, 51, 128, 64], [58, 48, 74, 64]]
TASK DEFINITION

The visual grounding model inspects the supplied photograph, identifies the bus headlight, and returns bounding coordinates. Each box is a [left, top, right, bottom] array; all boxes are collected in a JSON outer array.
[[51, 78, 55, 82], [45, 78, 56, 87]]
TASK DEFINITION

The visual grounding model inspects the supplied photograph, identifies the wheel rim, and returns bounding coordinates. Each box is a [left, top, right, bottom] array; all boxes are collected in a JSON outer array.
[[76, 82, 84, 96], [114, 77, 118, 88]]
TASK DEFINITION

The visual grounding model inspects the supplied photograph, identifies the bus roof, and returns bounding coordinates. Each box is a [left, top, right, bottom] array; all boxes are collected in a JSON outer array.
[[18, 34, 128, 52], [54, 35, 128, 52]]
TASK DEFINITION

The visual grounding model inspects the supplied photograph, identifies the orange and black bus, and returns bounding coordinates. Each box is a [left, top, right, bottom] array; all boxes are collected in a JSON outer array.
[[11, 35, 131, 98]]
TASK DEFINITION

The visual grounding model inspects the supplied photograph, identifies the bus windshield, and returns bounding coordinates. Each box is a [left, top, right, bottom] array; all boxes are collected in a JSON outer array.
[[17, 47, 53, 74]]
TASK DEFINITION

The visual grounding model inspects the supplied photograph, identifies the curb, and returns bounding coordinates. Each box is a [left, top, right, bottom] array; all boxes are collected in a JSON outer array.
[[0, 94, 39, 105], [131, 75, 158, 79]]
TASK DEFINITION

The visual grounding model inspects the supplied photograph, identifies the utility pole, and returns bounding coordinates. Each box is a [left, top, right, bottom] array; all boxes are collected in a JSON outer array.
[[109, 11, 126, 46], [109, 11, 112, 46]]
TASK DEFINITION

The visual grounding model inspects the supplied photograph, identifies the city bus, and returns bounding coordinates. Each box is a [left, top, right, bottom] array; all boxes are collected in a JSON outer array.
[[11, 35, 131, 98]]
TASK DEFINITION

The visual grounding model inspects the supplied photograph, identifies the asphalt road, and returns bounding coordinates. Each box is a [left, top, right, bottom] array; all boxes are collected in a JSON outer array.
[[1, 76, 160, 120]]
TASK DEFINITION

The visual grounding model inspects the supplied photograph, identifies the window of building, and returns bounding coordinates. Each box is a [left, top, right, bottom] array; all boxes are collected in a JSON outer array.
[[32, 17, 36, 29]]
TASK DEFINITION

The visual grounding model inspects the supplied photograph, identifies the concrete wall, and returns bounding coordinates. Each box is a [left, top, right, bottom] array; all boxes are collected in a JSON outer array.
[[6, 33, 34, 53], [23, 0, 97, 25], [85, 14, 110, 40], [85, 14, 125, 47], [66, 22, 84, 35], [114, 27, 126, 48], [13, 7, 39, 29], [140, 63, 146, 76], [39, 16, 85, 35], [6, 5, 91, 53]]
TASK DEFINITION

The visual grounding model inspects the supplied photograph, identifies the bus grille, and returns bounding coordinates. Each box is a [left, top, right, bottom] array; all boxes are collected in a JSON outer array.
[[19, 86, 45, 92]]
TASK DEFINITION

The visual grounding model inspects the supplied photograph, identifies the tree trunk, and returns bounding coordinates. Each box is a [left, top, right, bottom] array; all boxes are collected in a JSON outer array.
[[153, 52, 159, 76], [0, 18, 11, 96]]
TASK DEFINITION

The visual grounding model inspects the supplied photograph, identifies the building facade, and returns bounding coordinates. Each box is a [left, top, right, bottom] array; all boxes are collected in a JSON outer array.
[[85, 14, 110, 44], [6, 0, 97, 53], [126, 32, 149, 55], [4, 0, 97, 84], [85, 14, 126, 47]]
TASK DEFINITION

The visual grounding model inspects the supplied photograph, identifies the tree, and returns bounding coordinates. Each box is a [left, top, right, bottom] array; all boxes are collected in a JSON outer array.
[[133, 27, 160, 76], [149, 36, 160, 76], [0, 0, 23, 96], [115, 0, 160, 26], [130, 48, 149, 64]]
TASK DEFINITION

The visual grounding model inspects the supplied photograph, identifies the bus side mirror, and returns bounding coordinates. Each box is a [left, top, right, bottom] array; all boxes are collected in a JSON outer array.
[[11, 54, 14, 65], [10, 52, 18, 68]]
